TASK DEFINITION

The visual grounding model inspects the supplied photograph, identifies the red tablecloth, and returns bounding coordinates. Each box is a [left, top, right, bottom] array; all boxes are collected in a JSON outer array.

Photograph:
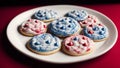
[[0, 4, 120, 68]]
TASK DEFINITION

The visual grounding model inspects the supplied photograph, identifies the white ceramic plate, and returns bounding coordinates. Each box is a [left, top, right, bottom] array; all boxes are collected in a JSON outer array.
[[6, 5, 118, 64]]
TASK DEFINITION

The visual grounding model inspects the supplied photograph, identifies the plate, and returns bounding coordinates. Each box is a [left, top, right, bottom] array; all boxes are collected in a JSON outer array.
[[6, 5, 118, 64]]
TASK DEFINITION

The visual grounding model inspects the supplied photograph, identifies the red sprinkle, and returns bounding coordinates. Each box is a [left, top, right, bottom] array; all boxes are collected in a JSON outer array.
[[94, 20, 96, 23], [83, 43, 87, 46], [67, 42, 74, 46], [24, 24, 29, 27], [82, 36, 86, 40], [88, 30, 94, 34], [89, 24, 93, 27], [35, 29, 40, 33], [35, 20, 38, 23], [83, 21, 87, 24], [88, 15, 90, 18], [43, 25, 46, 28], [98, 23, 102, 26], [87, 48, 90, 51], [27, 19, 31, 22]]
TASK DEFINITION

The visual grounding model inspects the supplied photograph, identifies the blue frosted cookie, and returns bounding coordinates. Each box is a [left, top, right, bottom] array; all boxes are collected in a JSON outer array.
[[48, 17, 81, 37], [33, 9, 57, 22], [83, 23, 109, 42], [26, 33, 61, 55], [65, 10, 88, 21]]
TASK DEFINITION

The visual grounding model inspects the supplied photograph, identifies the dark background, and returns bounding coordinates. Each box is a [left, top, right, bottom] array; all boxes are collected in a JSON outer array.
[[0, 0, 120, 6]]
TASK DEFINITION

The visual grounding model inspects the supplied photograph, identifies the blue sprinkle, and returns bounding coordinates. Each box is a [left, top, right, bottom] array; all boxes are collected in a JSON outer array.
[[44, 12, 46, 14], [69, 21, 72, 23], [101, 27, 105, 31], [65, 18, 67, 20], [54, 43, 58, 46], [56, 23, 59, 25], [99, 31, 105, 35], [77, 15, 80, 17], [34, 42, 40, 45], [60, 26, 65, 30], [93, 27, 99, 31], [61, 19, 64, 22], [45, 17, 49, 19], [45, 40, 50, 44], [68, 25, 71, 28], [73, 37, 78, 41]]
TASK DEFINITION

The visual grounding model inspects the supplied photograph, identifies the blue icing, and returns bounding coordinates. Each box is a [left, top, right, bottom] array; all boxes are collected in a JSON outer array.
[[33, 9, 57, 20], [66, 10, 88, 21], [83, 25, 108, 40], [29, 33, 61, 52], [49, 17, 80, 37]]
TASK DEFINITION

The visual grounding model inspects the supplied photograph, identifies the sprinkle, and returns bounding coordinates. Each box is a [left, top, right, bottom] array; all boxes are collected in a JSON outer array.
[[68, 25, 71, 28], [101, 27, 105, 31], [34, 42, 40, 45], [94, 20, 96, 23], [73, 37, 78, 41], [93, 27, 99, 31], [83, 43, 87, 46], [60, 26, 65, 30], [98, 23, 102, 26], [69, 21, 72, 23], [83, 21, 87, 24], [45, 40, 50, 44], [54, 43, 58, 46], [89, 24, 93, 27], [87, 48, 90, 51], [43, 25, 46, 28], [35, 20, 38, 23], [24, 24, 29, 27], [88, 30, 94, 34], [82, 36, 86, 40], [99, 31, 105, 35], [67, 42, 74, 46], [27, 19, 31, 22], [56, 23, 59, 25], [35, 29, 40, 33], [88, 16, 90, 18]]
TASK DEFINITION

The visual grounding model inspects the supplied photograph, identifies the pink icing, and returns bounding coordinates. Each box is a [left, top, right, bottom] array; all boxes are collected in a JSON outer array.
[[63, 35, 94, 54], [79, 15, 100, 27], [20, 19, 47, 35]]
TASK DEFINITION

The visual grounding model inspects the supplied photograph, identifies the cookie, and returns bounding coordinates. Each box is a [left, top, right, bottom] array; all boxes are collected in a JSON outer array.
[[19, 19, 47, 37], [33, 9, 57, 22], [26, 33, 61, 55], [62, 35, 94, 56], [83, 23, 109, 42], [65, 10, 88, 21], [48, 17, 81, 37], [79, 14, 100, 27]]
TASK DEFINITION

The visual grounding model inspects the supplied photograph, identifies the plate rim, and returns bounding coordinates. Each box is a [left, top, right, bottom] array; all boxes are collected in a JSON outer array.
[[6, 5, 118, 64]]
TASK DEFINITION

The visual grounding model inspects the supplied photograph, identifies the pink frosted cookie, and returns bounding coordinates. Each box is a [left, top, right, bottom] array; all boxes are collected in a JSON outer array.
[[19, 19, 47, 36], [62, 35, 94, 56], [79, 15, 100, 27]]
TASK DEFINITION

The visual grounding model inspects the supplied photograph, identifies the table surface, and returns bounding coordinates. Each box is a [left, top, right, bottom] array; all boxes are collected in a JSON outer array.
[[0, 4, 120, 68]]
